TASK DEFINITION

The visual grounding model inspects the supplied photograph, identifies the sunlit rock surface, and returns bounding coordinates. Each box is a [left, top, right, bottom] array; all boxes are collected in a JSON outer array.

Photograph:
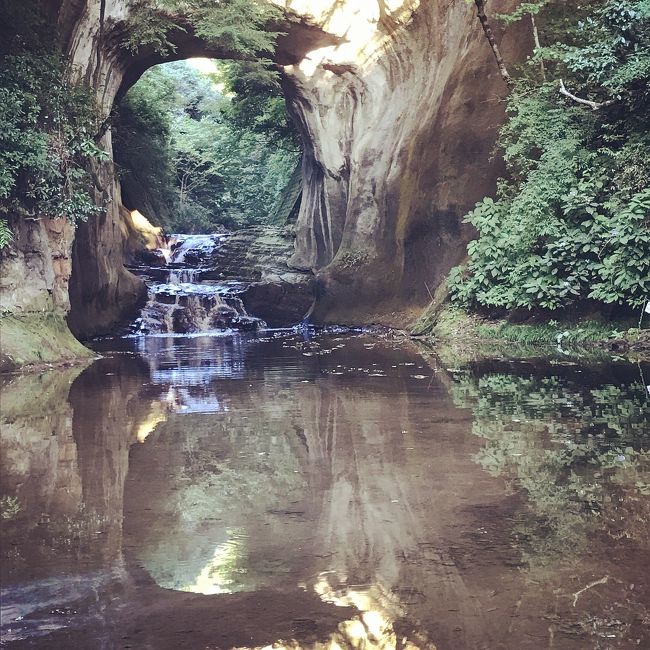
[[277, 0, 526, 324]]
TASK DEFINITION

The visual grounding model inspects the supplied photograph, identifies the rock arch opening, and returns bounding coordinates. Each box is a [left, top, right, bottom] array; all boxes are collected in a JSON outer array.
[[65, 9, 339, 338], [106, 55, 319, 334], [63, 1, 522, 342]]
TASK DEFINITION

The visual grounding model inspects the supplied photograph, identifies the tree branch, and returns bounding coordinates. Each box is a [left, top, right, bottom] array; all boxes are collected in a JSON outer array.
[[474, 0, 514, 89], [558, 79, 615, 110], [530, 14, 546, 81]]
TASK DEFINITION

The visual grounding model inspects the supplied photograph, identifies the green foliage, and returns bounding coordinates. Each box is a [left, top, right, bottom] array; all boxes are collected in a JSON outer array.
[[216, 61, 299, 145], [0, 0, 57, 55], [121, 1, 181, 56], [496, 2, 550, 24], [450, 0, 650, 313], [0, 54, 105, 226], [113, 66, 178, 225], [0, 2, 106, 238], [114, 60, 300, 232], [122, 0, 281, 57]]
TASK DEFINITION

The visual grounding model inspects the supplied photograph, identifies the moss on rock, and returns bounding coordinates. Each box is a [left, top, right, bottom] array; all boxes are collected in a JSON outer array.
[[0, 312, 94, 372]]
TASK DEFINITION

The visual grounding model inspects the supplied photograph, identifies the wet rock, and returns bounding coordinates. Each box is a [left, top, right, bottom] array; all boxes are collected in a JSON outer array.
[[242, 279, 315, 327], [171, 308, 193, 334], [170, 234, 225, 267], [136, 248, 168, 267], [202, 227, 300, 282], [230, 315, 263, 332], [224, 296, 247, 315], [201, 226, 315, 326]]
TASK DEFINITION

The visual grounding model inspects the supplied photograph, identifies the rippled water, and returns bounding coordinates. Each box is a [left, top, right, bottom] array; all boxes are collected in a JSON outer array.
[[1, 331, 649, 649]]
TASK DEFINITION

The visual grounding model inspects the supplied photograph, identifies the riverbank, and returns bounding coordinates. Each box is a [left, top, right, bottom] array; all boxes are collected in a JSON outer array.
[[411, 304, 650, 363]]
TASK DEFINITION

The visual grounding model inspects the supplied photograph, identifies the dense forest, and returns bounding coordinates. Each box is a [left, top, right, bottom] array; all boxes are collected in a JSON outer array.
[[451, 0, 650, 316], [113, 60, 301, 233]]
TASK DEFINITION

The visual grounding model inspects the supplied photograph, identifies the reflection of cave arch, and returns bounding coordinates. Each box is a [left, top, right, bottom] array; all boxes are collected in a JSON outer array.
[[118, 338, 489, 649]]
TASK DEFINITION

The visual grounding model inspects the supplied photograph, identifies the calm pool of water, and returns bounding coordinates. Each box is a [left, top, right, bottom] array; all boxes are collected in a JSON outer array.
[[1, 331, 649, 649]]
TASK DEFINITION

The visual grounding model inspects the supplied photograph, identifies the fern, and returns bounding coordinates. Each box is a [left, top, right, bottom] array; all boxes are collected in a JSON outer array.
[[0, 218, 12, 250]]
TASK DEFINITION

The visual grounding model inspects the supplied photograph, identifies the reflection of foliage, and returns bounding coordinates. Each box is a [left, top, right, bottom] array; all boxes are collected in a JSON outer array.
[[451, 370, 650, 568], [174, 423, 305, 519], [1, 503, 112, 578], [0, 495, 21, 519], [133, 415, 306, 593], [41, 507, 111, 552]]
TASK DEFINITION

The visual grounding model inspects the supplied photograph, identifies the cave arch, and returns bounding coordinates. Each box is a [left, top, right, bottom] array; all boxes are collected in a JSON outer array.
[[62, 0, 523, 338], [66, 8, 341, 337]]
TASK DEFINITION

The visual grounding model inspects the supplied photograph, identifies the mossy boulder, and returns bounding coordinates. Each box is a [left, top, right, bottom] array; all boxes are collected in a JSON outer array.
[[0, 313, 94, 372]]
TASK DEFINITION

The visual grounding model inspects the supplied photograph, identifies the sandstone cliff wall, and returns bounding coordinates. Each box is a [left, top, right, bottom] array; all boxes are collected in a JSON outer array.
[[1, 0, 526, 365], [281, 0, 525, 325], [0, 216, 93, 370]]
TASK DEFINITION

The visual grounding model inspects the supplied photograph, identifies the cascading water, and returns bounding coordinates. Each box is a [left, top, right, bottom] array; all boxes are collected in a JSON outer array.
[[129, 234, 263, 335]]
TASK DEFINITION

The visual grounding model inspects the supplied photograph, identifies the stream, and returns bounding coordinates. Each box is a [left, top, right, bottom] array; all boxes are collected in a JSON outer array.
[[1, 239, 649, 649]]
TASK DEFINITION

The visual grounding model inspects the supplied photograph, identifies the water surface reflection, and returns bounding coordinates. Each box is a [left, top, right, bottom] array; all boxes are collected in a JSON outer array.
[[1, 332, 649, 649]]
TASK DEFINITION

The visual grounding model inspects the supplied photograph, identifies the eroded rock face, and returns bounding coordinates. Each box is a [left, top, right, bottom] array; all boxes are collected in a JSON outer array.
[[201, 226, 315, 325], [0, 216, 94, 369], [279, 0, 526, 325], [2, 0, 527, 360], [0, 216, 75, 314]]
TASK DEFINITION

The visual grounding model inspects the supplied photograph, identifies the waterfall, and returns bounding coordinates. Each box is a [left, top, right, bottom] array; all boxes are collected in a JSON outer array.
[[129, 234, 263, 335]]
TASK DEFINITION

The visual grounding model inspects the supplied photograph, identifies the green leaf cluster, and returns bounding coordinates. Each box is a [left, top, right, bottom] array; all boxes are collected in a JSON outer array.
[[0, 54, 105, 228], [0, 2, 106, 247], [450, 0, 650, 313], [114, 60, 300, 232], [122, 0, 281, 57]]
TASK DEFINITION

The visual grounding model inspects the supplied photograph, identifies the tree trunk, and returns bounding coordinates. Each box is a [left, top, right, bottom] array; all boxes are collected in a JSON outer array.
[[530, 14, 546, 81], [474, 0, 513, 89]]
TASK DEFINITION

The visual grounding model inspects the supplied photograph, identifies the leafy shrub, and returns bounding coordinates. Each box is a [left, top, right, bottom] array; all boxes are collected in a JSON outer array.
[[0, 218, 12, 248], [0, 52, 106, 234], [450, 0, 650, 313], [122, 0, 281, 57]]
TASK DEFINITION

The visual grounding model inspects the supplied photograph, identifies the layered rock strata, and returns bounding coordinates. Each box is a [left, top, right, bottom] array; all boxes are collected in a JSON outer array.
[[202, 226, 315, 326]]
